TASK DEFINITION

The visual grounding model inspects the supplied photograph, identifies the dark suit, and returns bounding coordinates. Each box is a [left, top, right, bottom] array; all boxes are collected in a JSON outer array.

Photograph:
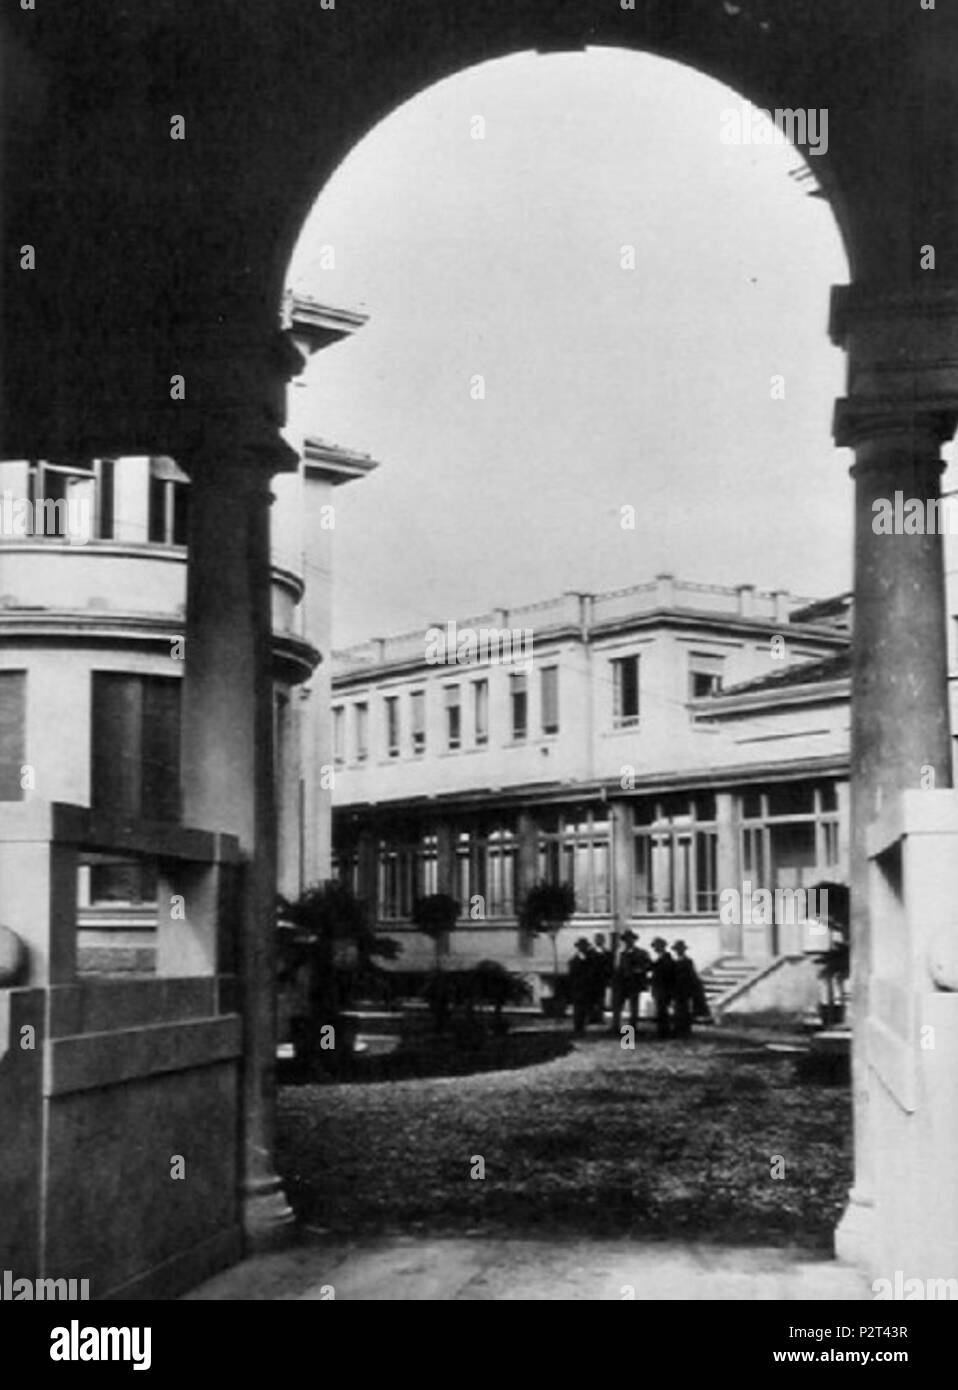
[[672, 956, 697, 1037], [569, 951, 591, 1036], [650, 952, 675, 1038], [613, 946, 651, 1030]]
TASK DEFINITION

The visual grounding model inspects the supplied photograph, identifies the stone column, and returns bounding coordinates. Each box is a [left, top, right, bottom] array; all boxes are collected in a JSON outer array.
[[179, 435, 295, 1251], [516, 809, 539, 956], [610, 799, 632, 943], [830, 286, 958, 1265], [715, 791, 739, 959], [356, 827, 380, 921]]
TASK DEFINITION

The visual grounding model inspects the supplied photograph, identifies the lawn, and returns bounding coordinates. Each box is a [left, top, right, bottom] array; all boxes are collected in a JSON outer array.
[[276, 1034, 852, 1248]]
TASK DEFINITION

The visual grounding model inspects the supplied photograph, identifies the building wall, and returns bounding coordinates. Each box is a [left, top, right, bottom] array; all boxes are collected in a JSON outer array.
[[331, 583, 854, 986], [332, 583, 847, 809]]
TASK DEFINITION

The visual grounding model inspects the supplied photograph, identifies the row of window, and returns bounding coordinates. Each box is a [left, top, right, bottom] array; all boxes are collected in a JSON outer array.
[[334, 667, 560, 764], [334, 783, 841, 922], [334, 651, 728, 764], [12, 459, 189, 546]]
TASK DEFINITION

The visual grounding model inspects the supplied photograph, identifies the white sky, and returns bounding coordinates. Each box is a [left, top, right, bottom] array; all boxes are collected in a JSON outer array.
[[285, 48, 853, 649]]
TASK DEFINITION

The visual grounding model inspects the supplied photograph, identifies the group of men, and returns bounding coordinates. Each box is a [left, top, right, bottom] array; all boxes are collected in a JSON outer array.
[[568, 931, 710, 1040]]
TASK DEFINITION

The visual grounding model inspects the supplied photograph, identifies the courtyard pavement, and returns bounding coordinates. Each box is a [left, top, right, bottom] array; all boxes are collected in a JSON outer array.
[[186, 1234, 872, 1301], [187, 1027, 864, 1300]]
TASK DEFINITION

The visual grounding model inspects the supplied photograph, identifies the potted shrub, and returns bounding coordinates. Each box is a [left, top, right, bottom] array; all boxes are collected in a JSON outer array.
[[277, 881, 400, 1070], [809, 881, 850, 1028], [520, 881, 576, 1016], [471, 958, 533, 1036]]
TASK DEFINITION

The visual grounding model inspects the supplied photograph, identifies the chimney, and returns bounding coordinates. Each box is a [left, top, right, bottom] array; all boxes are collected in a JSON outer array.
[[772, 589, 790, 625], [737, 584, 756, 619]]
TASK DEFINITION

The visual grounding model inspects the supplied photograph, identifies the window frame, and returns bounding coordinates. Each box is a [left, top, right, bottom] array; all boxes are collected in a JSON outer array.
[[612, 654, 641, 729]]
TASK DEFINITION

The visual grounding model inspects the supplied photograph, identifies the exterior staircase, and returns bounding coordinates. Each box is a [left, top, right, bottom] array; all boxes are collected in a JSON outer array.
[[698, 956, 770, 1016]]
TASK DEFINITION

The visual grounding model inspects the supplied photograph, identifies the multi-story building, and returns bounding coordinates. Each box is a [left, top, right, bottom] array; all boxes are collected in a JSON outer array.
[[331, 578, 853, 986], [0, 296, 377, 971]]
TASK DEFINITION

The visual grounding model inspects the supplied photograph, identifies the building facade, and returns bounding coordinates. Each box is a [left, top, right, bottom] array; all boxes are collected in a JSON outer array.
[[0, 298, 376, 972], [331, 578, 853, 986]]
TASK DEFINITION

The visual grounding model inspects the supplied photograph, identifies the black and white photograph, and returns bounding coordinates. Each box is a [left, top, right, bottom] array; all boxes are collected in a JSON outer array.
[[0, 0, 956, 1344]]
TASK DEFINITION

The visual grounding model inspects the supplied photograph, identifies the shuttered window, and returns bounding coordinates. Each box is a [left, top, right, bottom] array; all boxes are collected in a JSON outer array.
[[541, 666, 559, 735], [410, 690, 426, 755], [91, 673, 180, 821], [0, 672, 26, 801]]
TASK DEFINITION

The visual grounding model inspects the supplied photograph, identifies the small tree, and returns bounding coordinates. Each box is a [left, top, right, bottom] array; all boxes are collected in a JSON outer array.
[[411, 893, 460, 971], [277, 880, 400, 1020], [520, 881, 576, 983], [471, 959, 533, 1035], [412, 893, 461, 1032]]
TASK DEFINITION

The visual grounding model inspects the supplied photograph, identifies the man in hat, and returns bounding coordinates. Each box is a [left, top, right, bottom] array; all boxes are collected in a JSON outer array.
[[612, 930, 652, 1033], [671, 939, 704, 1038], [649, 937, 675, 1039], [568, 937, 594, 1037]]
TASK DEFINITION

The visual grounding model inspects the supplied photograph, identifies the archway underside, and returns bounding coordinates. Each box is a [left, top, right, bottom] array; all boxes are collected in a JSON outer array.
[[2, 0, 957, 461]]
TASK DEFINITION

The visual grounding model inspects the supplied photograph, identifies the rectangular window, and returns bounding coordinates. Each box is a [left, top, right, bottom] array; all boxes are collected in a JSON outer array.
[[417, 833, 438, 897], [688, 652, 724, 701], [767, 782, 816, 817], [148, 457, 190, 546], [445, 685, 461, 751], [473, 679, 489, 746], [538, 808, 610, 914], [737, 781, 842, 896], [354, 702, 369, 763], [332, 706, 346, 766], [95, 459, 115, 540], [384, 696, 400, 758], [28, 461, 96, 540], [485, 826, 515, 917], [612, 655, 640, 727], [456, 831, 472, 908], [511, 673, 528, 741], [91, 672, 181, 822], [631, 796, 717, 916], [378, 843, 415, 920], [541, 666, 559, 735], [0, 671, 26, 802], [410, 690, 426, 755]]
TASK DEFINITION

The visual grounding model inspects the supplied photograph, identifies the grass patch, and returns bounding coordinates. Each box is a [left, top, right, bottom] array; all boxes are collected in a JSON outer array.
[[276, 1035, 851, 1247]]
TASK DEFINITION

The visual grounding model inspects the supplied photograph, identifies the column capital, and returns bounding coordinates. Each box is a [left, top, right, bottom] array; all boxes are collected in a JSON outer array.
[[175, 322, 306, 474], [178, 422, 300, 482], [830, 283, 958, 449], [833, 402, 954, 453]]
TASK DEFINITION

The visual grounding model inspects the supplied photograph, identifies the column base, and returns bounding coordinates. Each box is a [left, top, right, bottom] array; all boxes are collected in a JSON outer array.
[[242, 1175, 296, 1254], [834, 1187, 877, 1273]]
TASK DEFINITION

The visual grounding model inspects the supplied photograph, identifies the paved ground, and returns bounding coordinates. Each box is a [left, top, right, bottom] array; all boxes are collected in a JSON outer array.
[[188, 1028, 861, 1300], [186, 1233, 873, 1301]]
